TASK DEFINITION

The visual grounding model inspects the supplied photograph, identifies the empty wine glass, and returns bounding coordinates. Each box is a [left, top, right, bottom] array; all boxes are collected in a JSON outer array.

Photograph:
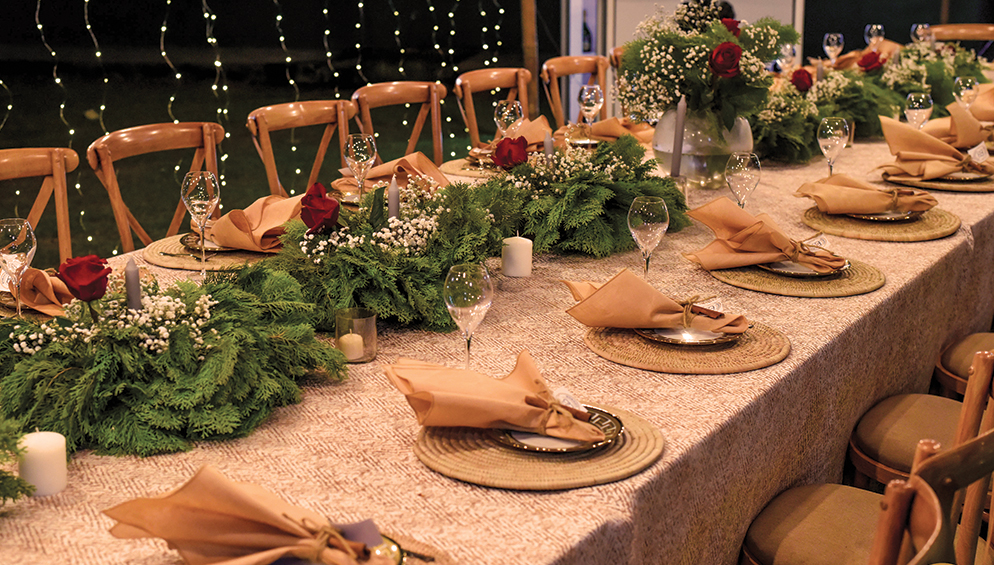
[[344, 133, 377, 202], [181, 171, 220, 281], [905, 93, 934, 130], [443, 263, 494, 369], [953, 77, 979, 110], [823, 33, 845, 66], [578, 84, 604, 126], [817, 117, 850, 176], [0, 218, 37, 318], [910, 23, 934, 45], [627, 196, 669, 279], [494, 100, 523, 139], [778, 44, 797, 74], [725, 153, 761, 209], [864, 24, 885, 51]]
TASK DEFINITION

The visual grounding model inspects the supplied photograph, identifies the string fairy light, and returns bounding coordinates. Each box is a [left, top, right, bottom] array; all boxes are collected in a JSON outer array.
[[355, 1, 369, 83], [200, 0, 230, 189], [83, 0, 109, 134], [321, 0, 342, 99], [160, 0, 182, 123], [35, 0, 75, 148], [385, 0, 407, 76], [271, 0, 300, 104], [0, 79, 12, 134]]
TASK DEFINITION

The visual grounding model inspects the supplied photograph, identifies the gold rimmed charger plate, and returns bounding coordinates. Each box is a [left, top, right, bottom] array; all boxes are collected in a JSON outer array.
[[882, 172, 994, 192], [143, 235, 268, 271], [487, 406, 623, 454], [802, 207, 961, 242], [709, 259, 885, 298], [0, 291, 51, 320], [756, 259, 851, 278], [846, 210, 924, 222], [634, 326, 741, 346], [439, 157, 496, 179]]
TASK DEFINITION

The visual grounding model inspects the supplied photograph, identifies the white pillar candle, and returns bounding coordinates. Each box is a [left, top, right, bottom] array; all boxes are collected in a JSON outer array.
[[125, 257, 143, 311], [671, 95, 686, 178], [387, 175, 400, 219], [338, 332, 365, 362], [18, 431, 68, 496], [502, 236, 533, 277]]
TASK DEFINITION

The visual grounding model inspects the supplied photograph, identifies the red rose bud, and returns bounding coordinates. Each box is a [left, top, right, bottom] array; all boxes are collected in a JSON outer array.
[[790, 68, 813, 93], [493, 136, 528, 170], [858, 51, 885, 72], [709, 42, 742, 79], [300, 182, 341, 235], [721, 18, 741, 38], [57, 255, 111, 302]]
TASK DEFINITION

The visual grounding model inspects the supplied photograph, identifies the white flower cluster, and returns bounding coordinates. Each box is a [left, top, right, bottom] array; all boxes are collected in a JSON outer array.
[[371, 213, 438, 255], [806, 71, 857, 104], [502, 147, 626, 198], [758, 81, 817, 123], [880, 42, 937, 90]]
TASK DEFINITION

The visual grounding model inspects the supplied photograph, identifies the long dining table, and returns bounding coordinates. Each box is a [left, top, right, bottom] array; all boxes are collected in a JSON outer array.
[[3, 139, 994, 565]]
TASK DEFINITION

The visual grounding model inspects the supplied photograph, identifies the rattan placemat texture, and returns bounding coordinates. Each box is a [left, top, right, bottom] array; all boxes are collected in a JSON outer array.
[[801, 207, 961, 242], [708, 259, 885, 298]]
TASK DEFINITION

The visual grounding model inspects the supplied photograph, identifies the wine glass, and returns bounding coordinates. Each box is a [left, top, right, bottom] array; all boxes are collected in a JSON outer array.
[[725, 153, 761, 209], [953, 77, 979, 110], [905, 93, 933, 130], [0, 219, 37, 318], [864, 24, 885, 51], [578, 84, 604, 127], [910, 23, 933, 45], [494, 100, 523, 139], [817, 117, 850, 176], [627, 196, 669, 279], [778, 44, 797, 74], [344, 133, 377, 202], [443, 263, 494, 370], [822, 33, 845, 66], [180, 171, 220, 281]]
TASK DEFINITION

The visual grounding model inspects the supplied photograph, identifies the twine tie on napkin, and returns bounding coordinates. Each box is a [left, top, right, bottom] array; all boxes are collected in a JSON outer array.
[[787, 232, 829, 264], [536, 400, 580, 436], [676, 295, 715, 329], [287, 515, 358, 561]]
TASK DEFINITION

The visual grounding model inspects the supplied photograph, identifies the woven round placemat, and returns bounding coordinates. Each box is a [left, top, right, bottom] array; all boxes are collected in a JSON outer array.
[[882, 172, 994, 192], [386, 533, 456, 565], [439, 158, 495, 179], [801, 207, 961, 242], [413, 405, 664, 491], [583, 322, 790, 374], [142, 234, 268, 271], [709, 259, 885, 298]]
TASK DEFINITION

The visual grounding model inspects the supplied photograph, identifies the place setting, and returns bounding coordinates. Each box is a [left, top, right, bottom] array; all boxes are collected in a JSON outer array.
[[439, 100, 554, 178]]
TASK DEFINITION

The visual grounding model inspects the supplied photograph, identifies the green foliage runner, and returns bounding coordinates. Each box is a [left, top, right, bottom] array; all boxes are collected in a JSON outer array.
[[0, 418, 33, 504]]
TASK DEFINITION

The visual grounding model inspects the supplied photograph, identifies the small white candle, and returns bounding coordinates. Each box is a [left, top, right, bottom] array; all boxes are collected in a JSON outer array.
[[125, 257, 142, 311], [543, 131, 553, 160], [18, 431, 68, 496], [815, 60, 825, 81], [338, 332, 365, 362], [671, 96, 686, 177], [502, 236, 533, 277], [387, 175, 400, 219]]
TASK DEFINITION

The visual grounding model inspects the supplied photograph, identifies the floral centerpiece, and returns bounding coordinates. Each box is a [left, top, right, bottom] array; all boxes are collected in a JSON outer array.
[[0, 262, 345, 456], [876, 40, 988, 118]]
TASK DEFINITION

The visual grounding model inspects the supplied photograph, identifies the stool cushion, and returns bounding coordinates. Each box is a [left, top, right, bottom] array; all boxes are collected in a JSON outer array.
[[745, 483, 881, 565], [941, 333, 994, 379], [852, 393, 960, 473]]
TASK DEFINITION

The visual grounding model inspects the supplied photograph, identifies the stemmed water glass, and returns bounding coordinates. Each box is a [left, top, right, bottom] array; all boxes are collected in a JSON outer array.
[[494, 100, 523, 139], [0, 219, 37, 318], [953, 77, 979, 110], [905, 93, 933, 130], [823, 33, 845, 66], [578, 84, 604, 129], [818, 117, 850, 176], [443, 263, 494, 370], [345, 133, 377, 202], [725, 153, 761, 209], [181, 171, 220, 281], [864, 24, 885, 51], [778, 44, 797, 75], [910, 23, 933, 45], [627, 196, 669, 279]]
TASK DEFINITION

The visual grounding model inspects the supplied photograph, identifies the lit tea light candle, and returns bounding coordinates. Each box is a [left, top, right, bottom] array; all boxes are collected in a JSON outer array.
[[338, 332, 365, 362], [18, 431, 68, 496], [502, 236, 533, 277]]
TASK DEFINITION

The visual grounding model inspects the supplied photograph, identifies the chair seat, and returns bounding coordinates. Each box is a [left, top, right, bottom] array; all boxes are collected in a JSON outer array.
[[744, 484, 881, 565], [852, 393, 960, 474], [942, 333, 994, 379]]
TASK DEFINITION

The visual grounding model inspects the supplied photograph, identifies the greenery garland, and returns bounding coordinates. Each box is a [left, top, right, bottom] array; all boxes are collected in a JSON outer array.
[[752, 81, 821, 163], [0, 418, 33, 504], [0, 265, 346, 456], [471, 136, 690, 257], [874, 41, 989, 119]]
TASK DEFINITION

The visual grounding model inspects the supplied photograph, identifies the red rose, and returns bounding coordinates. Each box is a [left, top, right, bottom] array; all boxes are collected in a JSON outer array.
[[492, 136, 528, 170], [857, 51, 885, 72], [300, 182, 341, 235], [721, 18, 741, 38], [790, 68, 813, 92], [709, 42, 742, 79], [57, 255, 111, 302]]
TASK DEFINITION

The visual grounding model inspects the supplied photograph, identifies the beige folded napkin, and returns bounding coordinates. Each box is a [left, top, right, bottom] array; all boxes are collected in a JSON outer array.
[[104, 465, 390, 565], [468, 116, 555, 161], [810, 40, 901, 71], [563, 269, 748, 333], [553, 117, 654, 146], [922, 102, 991, 148], [970, 83, 994, 121], [384, 350, 606, 443], [683, 197, 848, 273], [10, 268, 74, 316], [333, 152, 448, 192], [877, 115, 994, 181], [795, 174, 937, 214], [209, 194, 303, 253]]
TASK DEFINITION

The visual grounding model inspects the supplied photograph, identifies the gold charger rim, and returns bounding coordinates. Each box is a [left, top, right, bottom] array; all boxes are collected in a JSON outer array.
[[438, 157, 496, 179], [882, 172, 994, 192], [801, 207, 961, 242], [708, 258, 885, 298]]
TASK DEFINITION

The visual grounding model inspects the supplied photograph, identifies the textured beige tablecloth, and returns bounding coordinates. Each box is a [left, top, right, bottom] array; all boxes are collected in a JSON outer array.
[[3, 142, 994, 565]]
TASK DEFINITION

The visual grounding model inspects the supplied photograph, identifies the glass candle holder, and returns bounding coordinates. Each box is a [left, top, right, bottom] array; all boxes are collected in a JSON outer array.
[[335, 308, 377, 363]]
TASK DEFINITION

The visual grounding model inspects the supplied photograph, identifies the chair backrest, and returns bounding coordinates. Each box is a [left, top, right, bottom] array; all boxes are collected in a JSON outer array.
[[0, 147, 79, 264], [540, 55, 610, 128], [86, 122, 224, 252], [931, 24, 994, 41], [351, 81, 447, 166], [246, 100, 357, 198], [453, 68, 532, 148]]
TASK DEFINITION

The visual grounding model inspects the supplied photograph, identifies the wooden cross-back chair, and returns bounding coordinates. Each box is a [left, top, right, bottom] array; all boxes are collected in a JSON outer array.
[[0, 147, 79, 264], [351, 81, 447, 166], [453, 68, 532, 148], [932, 24, 994, 57], [87, 122, 224, 252], [540, 55, 610, 129], [246, 100, 357, 198]]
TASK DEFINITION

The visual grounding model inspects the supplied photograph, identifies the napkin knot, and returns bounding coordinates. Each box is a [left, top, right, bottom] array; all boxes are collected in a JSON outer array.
[[786, 232, 829, 264], [285, 515, 357, 561], [536, 399, 579, 437], [676, 295, 714, 329]]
